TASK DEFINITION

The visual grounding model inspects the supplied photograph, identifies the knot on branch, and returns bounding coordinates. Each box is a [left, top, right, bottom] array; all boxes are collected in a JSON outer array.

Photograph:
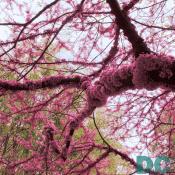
[[80, 76, 91, 90], [87, 84, 107, 107]]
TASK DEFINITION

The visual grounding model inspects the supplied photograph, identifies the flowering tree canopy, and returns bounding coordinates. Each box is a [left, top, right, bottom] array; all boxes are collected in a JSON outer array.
[[0, 0, 175, 174]]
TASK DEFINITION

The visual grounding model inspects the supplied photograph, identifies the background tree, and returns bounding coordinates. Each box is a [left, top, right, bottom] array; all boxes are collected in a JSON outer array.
[[0, 0, 175, 174]]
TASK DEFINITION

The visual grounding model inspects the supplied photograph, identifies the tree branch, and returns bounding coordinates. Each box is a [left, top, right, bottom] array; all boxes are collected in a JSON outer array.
[[106, 0, 151, 57], [0, 75, 81, 91]]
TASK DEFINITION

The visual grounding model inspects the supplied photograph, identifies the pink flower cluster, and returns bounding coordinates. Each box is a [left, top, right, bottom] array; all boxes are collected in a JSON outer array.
[[86, 66, 132, 107], [133, 54, 174, 90]]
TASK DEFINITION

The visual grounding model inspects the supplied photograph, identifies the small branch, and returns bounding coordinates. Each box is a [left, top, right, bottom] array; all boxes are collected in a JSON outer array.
[[70, 150, 110, 174]]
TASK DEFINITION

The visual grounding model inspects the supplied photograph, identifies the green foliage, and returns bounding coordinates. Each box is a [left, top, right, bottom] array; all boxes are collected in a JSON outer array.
[[85, 108, 131, 174], [74, 128, 84, 140]]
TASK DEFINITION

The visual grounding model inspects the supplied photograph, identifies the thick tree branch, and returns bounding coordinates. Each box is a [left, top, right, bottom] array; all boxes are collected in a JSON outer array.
[[107, 0, 151, 57], [61, 106, 96, 160], [0, 75, 81, 91], [2, 54, 175, 94]]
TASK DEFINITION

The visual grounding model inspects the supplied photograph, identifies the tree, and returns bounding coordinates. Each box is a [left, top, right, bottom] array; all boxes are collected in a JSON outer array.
[[0, 0, 174, 174]]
